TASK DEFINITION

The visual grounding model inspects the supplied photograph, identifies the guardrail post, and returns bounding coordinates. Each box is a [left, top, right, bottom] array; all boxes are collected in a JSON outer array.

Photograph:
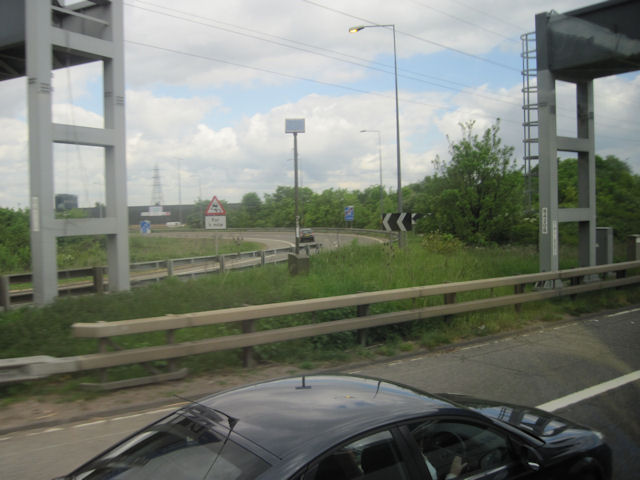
[[444, 292, 456, 322], [514, 284, 525, 313], [93, 267, 104, 294], [356, 304, 369, 346], [242, 319, 255, 367], [167, 259, 174, 277], [166, 329, 178, 372], [0, 275, 9, 312], [219, 255, 225, 273], [261, 250, 266, 266], [569, 275, 582, 300], [99, 338, 108, 383]]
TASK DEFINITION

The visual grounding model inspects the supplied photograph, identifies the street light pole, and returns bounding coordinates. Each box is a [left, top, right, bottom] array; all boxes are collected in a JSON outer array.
[[350, 24, 402, 215], [360, 129, 383, 226]]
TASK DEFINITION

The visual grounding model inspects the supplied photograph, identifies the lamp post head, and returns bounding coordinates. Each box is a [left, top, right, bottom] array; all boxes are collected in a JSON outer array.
[[349, 25, 366, 33]]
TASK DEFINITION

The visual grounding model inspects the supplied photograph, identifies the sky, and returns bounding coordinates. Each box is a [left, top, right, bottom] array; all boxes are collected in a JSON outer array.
[[1, 0, 639, 209]]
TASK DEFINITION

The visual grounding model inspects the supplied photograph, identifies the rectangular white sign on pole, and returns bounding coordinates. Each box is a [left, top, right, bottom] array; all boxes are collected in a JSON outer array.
[[205, 215, 226, 229]]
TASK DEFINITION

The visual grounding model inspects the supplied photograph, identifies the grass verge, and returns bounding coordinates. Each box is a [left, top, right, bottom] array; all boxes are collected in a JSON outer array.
[[1, 236, 638, 404]]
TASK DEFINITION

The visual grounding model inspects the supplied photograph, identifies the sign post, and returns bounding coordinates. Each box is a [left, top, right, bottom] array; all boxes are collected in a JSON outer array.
[[285, 118, 305, 254], [204, 195, 227, 230]]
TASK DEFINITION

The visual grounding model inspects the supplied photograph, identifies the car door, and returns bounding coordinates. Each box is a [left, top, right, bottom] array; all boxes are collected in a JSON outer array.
[[403, 417, 540, 480], [299, 427, 425, 480]]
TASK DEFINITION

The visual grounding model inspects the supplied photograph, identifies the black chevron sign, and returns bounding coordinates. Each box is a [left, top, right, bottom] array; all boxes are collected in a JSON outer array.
[[382, 212, 412, 232]]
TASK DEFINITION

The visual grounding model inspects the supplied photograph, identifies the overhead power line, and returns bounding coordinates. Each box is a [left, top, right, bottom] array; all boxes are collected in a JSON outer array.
[[406, 0, 519, 43], [125, 1, 522, 108], [300, 0, 519, 71], [126, 39, 521, 126], [123, 1, 640, 135]]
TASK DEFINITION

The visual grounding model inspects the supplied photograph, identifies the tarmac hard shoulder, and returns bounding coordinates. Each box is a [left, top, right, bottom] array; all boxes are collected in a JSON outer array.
[[0, 316, 580, 436]]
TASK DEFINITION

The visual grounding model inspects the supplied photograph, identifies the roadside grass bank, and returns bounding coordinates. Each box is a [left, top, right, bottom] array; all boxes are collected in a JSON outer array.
[[2, 233, 263, 275], [1, 235, 638, 405], [4, 234, 263, 290]]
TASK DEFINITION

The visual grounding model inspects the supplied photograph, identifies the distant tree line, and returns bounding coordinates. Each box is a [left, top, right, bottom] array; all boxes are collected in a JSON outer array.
[[2, 120, 639, 272], [189, 120, 640, 246]]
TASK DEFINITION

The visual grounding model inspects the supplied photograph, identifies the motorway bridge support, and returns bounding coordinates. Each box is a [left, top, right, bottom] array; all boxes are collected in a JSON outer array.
[[0, 0, 130, 304], [534, 0, 640, 273]]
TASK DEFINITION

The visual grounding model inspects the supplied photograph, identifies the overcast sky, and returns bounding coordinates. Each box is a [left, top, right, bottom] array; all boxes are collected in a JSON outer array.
[[1, 0, 639, 209]]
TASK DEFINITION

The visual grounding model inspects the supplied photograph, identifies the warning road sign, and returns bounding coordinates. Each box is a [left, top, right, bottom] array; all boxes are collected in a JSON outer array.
[[205, 196, 226, 216], [382, 212, 412, 232]]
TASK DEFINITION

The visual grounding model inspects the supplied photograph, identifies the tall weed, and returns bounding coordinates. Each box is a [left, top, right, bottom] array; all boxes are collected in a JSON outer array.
[[1, 238, 638, 397]]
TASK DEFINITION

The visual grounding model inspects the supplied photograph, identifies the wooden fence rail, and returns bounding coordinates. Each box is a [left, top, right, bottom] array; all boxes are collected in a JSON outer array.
[[1, 260, 639, 389]]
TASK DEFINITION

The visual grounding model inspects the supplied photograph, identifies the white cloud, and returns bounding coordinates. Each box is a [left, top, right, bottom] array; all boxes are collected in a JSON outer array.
[[1, 0, 638, 211]]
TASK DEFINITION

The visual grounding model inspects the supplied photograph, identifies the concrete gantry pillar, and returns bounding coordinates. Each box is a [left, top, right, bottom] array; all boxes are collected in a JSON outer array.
[[102, 0, 130, 293], [16, 1, 130, 303], [533, 1, 640, 272], [535, 67, 560, 273], [26, 0, 58, 304]]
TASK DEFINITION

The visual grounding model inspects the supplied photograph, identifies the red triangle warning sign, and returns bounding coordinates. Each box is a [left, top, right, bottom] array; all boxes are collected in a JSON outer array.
[[205, 195, 226, 216]]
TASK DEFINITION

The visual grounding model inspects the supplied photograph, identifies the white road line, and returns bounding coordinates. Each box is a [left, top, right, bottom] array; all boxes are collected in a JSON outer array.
[[110, 406, 179, 423], [607, 310, 630, 317], [460, 343, 489, 351], [73, 419, 106, 429], [537, 370, 640, 412], [43, 427, 63, 433], [553, 323, 578, 330]]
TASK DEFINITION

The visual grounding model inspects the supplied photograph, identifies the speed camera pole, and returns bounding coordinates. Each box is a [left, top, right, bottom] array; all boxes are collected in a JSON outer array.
[[285, 119, 305, 254], [293, 131, 300, 254]]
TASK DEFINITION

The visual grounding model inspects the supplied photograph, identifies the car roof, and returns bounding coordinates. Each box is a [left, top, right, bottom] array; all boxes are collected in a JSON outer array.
[[198, 375, 458, 460]]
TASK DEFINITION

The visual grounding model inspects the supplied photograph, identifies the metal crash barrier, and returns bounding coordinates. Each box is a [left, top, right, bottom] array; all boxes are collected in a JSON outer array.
[[1, 260, 638, 390]]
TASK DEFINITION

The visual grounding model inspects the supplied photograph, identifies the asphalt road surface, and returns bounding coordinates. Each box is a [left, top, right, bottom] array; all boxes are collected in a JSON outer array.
[[156, 229, 387, 250], [1, 306, 638, 480]]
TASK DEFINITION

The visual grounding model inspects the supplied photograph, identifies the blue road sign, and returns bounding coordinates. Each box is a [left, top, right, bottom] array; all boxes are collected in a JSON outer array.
[[140, 220, 151, 234], [344, 205, 354, 222]]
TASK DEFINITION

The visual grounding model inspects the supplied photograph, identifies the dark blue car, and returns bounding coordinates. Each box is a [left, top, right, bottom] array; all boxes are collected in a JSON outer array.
[[55, 375, 611, 480]]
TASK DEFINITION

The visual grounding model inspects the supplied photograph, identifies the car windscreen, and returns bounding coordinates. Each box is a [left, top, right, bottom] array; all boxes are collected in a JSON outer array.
[[65, 412, 269, 480]]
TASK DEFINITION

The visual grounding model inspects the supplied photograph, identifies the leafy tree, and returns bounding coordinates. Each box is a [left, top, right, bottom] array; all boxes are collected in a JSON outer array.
[[411, 120, 523, 244], [557, 155, 640, 240], [186, 199, 209, 228], [357, 185, 387, 228], [239, 192, 263, 227], [595, 155, 640, 239], [0, 208, 30, 272], [263, 186, 314, 227]]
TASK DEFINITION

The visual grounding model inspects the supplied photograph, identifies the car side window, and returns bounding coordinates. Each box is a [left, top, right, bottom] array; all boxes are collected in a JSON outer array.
[[409, 419, 516, 480], [310, 429, 411, 480]]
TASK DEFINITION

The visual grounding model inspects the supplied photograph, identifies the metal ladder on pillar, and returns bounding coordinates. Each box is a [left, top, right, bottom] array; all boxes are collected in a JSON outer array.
[[521, 32, 538, 213]]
